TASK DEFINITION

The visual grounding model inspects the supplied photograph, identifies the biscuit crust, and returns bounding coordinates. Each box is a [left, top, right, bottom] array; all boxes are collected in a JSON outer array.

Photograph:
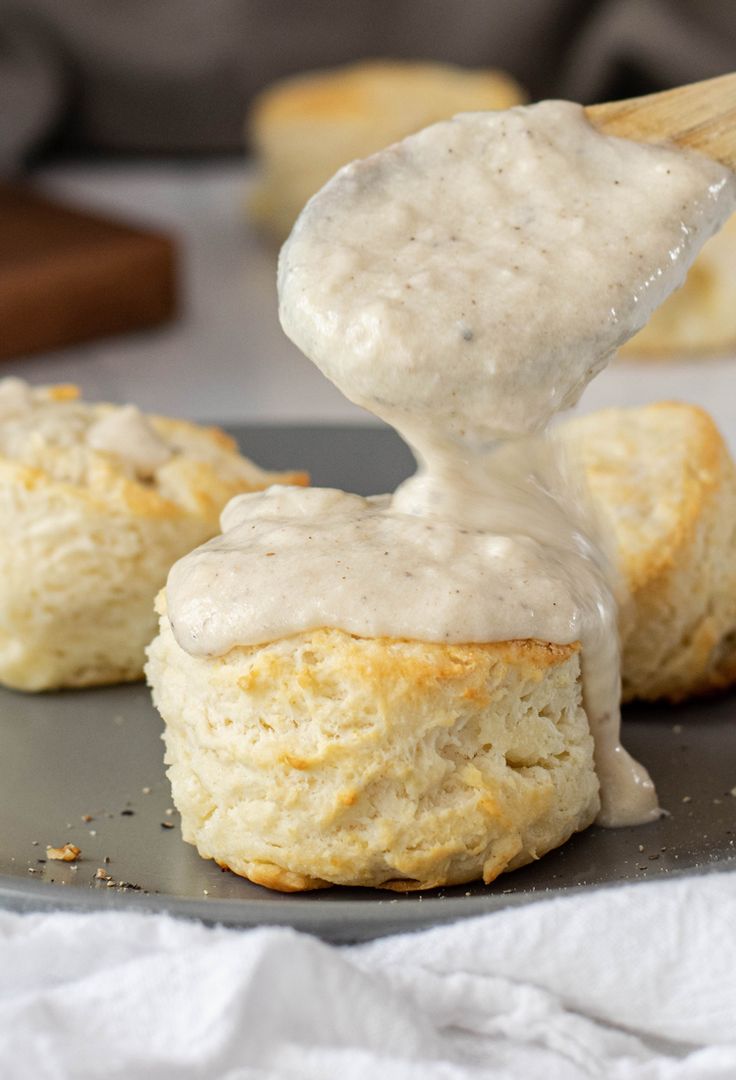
[[248, 60, 525, 239], [147, 611, 599, 892]]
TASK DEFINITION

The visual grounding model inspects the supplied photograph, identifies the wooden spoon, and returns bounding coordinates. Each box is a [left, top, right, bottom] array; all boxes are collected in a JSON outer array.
[[586, 73, 736, 170]]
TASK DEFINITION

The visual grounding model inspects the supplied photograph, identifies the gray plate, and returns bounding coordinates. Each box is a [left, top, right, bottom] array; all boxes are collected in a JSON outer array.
[[1, 424, 735, 943]]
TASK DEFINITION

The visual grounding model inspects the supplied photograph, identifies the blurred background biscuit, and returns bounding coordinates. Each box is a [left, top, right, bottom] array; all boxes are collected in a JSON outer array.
[[247, 59, 525, 240]]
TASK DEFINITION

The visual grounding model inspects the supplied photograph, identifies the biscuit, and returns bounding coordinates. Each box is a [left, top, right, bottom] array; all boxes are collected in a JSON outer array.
[[146, 608, 599, 892], [621, 212, 736, 358], [0, 379, 306, 691], [247, 59, 525, 240], [560, 402, 736, 702]]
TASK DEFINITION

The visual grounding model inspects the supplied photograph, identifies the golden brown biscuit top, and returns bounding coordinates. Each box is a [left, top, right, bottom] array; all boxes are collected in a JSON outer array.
[[0, 378, 305, 520]]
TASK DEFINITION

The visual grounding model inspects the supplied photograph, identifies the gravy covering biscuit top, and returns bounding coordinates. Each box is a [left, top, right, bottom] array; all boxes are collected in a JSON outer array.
[[167, 101, 736, 826]]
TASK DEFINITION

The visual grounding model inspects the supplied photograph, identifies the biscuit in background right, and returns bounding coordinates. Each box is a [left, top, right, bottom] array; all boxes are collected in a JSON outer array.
[[560, 402, 736, 703]]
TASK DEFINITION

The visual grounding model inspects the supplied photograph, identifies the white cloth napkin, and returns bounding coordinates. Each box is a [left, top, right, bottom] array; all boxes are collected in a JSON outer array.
[[1, 871, 735, 1080]]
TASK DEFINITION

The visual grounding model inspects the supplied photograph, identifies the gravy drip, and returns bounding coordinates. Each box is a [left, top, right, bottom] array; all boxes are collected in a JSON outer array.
[[167, 101, 736, 826]]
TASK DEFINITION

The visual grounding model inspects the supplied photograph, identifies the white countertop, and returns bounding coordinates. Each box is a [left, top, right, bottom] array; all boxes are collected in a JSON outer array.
[[7, 160, 736, 447]]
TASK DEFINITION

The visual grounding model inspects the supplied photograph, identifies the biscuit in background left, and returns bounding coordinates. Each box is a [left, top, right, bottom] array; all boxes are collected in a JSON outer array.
[[0, 378, 307, 692]]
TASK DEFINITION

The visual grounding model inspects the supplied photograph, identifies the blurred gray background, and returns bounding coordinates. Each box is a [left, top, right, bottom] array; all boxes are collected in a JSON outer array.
[[2, 0, 735, 170]]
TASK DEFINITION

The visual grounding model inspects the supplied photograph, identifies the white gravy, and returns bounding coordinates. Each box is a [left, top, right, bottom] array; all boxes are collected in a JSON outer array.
[[0, 382, 173, 482], [167, 100, 736, 826], [87, 404, 172, 477]]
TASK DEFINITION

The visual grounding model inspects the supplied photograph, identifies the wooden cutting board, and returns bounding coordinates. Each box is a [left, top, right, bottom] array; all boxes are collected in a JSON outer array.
[[0, 184, 177, 361]]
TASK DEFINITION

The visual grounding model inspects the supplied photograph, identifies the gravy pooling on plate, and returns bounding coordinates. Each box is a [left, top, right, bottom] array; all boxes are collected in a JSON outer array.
[[167, 100, 736, 826]]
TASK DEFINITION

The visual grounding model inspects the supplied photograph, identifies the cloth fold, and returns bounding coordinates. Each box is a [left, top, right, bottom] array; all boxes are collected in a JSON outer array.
[[1, 872, 735, 1079]]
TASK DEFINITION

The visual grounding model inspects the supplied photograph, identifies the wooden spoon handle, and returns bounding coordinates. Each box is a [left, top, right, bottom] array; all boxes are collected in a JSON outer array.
[[587, 73, 736, 170]]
